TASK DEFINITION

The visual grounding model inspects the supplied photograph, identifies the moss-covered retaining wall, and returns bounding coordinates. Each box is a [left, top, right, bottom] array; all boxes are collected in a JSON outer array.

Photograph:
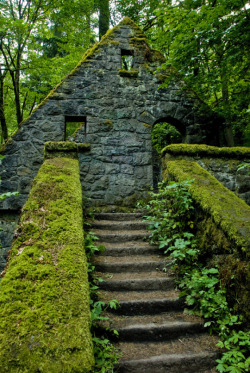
[[0, 157, 94, 372], [162, 154, 250, 323], [162, 144, 250, 205]]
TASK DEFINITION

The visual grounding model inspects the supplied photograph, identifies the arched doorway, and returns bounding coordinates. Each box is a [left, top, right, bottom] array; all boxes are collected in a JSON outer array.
[[151, 117, 184, 189]]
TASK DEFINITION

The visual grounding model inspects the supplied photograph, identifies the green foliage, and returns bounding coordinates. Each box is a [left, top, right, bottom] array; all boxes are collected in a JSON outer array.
[[84, 230, 121, 372], [151, 122, 182, 154], [141, 179, 249, 373], [139, 180, 195, 262], [216, 331, 250, 373], [150, 0, 250, 145], [0, 0, 96, 133]]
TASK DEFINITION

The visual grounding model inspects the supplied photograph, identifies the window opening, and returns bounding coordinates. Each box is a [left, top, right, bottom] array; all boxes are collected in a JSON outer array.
[[121, 49, 134, 70], [65, 116, 87, 141]]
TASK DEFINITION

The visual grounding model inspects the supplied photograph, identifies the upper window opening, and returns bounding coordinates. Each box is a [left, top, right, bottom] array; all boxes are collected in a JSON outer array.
[[121, 49, 134, 71], [65, 116, 86, 141]]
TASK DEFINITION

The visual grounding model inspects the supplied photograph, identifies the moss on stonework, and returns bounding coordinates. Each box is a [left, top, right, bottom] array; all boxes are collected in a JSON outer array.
[[104, 120, 113, 127], [162, 144, 250, 159], [44, 141, 91, 159], [162, 159, 250, 256], [163, 158, 250, 321], [118, 69, 139, 77], [0, 157, 94, 372]]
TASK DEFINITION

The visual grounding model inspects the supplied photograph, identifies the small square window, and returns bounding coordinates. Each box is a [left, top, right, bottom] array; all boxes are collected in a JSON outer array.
[[121, 49, 134, 71], [65, 116, 86, 141]]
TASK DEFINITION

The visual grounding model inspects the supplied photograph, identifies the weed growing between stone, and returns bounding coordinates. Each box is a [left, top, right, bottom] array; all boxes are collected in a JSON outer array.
[[84, 229, 121, 373], [138, 181, 250, 373], [0, 155, 19, 201]]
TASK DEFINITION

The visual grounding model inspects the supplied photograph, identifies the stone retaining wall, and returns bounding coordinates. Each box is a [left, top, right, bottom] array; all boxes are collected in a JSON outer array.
[[162, 144, 250, 205]]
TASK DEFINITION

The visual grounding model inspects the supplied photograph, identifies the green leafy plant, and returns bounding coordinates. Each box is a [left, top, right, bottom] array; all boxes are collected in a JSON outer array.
[[151, 122, 182, 154], [216, 331, 250, 373], [141, 180, 248, 373]]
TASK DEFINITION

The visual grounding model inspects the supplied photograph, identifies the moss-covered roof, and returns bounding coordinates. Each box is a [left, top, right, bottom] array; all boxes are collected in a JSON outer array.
[[162, 144, 250, 159]]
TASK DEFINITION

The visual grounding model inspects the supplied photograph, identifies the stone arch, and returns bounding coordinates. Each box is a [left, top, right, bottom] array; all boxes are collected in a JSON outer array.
[[151, 116, 185, 190]]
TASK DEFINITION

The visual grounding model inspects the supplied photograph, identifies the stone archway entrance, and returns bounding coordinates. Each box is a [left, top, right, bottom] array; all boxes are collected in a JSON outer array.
[[151, 117, 185, 189]]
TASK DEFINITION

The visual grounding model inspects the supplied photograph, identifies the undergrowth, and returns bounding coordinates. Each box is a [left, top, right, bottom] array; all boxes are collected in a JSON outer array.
[[84, 228, 121, 373], [138, 180, 250, 373]]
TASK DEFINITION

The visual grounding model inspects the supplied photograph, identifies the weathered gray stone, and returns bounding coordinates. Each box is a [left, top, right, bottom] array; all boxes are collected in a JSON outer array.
[[0, 18, 226, 265]]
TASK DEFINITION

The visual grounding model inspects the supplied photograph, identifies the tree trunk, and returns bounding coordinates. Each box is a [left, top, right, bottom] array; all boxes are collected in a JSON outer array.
[[0, 69, 8, 142], [221, 66, 234, 147], [99, 0, 109, 40]]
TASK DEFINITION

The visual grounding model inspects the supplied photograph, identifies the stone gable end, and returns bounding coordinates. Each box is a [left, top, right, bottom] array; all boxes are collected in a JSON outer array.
[[0, 18, 220, 212]]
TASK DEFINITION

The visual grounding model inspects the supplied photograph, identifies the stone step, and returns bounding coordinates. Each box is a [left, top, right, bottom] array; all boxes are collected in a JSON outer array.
[[115, 321, 204, 342], [91, 220, 149, 230], [92, 230, 151, 242], [93, 259, 166, 273], [94, 213, 143, 221], [116, 351, 219, 373], [99, 277, 175, 291], [96, 270, 172, 281], [97, 245, 159, 257], [115, 334, 219, 362], [99, 291, 184, 315], [102, 311, 203, 329]]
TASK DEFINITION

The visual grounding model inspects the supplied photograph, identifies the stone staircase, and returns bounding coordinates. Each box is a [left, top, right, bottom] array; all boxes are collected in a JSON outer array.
[[91, 212, 219, 373]]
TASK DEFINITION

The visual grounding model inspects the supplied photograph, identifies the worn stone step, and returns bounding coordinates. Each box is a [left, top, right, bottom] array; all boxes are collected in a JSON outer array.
[[115, 321, 204, 342], [116, 351, 219, 373], [92, 230, 150, 242], [94, 213, 143, 221], [115, 334, 219, 367], [93, 259, 166, 273], [99, 289, 180, 302], [97, 245, 159, 256], [91, 220, 149, 230], [101, 311, 203, 329], [99, 291, 184, 315], [96, 270, 170, 281], [99, 277, 175, 291]]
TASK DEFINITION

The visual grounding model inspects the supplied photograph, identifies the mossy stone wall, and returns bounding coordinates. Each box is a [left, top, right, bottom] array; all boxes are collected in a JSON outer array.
[[162, 144, 250, 205], [162, 152, 250, 323], [0, 157, 94, 372]]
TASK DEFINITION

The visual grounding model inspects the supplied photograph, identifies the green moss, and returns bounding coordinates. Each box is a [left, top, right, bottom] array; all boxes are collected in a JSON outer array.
[[104, 120, 113, 127], [44, 141, 91, 159], [162, 144, 250, 159], [0, 157, 94, 372], [118, 69, 139, 77], [163, 159, 250, 256]]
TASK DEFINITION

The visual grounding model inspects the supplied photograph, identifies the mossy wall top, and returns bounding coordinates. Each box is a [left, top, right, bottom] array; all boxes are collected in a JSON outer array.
[[162, 157, 250, 256], [0, 157, 94, 372], [162, 144, 250, 205]]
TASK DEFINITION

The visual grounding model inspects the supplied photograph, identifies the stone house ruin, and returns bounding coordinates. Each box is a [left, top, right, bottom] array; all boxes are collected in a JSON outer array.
[[0, 17, 222, 269]]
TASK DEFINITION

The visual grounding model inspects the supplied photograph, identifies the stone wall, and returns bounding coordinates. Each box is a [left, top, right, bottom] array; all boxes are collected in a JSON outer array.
[[162, 144, 250, 205], [0, 18, 222, 263]]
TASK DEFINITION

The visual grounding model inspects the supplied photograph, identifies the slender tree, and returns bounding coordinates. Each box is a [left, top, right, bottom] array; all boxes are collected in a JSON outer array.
[[98, 0, 110, 39]]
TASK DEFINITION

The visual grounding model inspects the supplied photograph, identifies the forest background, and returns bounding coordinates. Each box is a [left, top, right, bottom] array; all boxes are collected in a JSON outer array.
[[0, 0, 249, 147]]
